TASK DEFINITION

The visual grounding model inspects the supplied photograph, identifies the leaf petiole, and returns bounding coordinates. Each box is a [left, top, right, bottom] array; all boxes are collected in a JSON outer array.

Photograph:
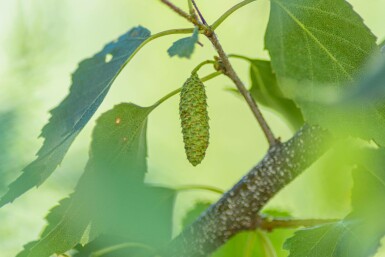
[[211, 0, 258, 30], [191, 60, 216, 74], [174, 184, 225, 194], [152, 71, 222, 108], [127, 28, 195, 65]]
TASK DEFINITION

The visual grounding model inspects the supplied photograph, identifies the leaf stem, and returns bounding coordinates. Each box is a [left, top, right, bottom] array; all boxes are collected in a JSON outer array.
[[174, 185, 225, 194], [211, 0, 258, 30], [127, 28, 194, 65], [191, 60, 216, 74], [207, 33, 277, 146], [152, 71, 222, 108], [256, 230, 278, 257], [228, 53, 252, 62], [90, 242, 154, 257], [160, 0, 277, 146], [187, 0, 194, 14]]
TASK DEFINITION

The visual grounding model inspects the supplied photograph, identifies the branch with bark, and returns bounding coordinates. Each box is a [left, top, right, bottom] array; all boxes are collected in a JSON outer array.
[[159, 1, 333, 256], [164, 125, 331, 256]]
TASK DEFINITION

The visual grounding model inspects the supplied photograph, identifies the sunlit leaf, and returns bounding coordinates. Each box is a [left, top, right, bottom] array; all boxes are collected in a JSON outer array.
[[265, 0, 381, 145], [0, 26, 151, 207], [168, 27, 199, 59], [265, 0, 377, 83]]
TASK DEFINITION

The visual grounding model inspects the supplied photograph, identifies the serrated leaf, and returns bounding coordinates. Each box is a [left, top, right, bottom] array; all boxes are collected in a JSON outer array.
[[265, 0, 377, 84], [265, 0, 382, 145], [0, 26, 151, 207], [284, 149, 385, 257], [18, 103, 175, 257], [247, 58, 304, 130], [168, 27, 199, 59]]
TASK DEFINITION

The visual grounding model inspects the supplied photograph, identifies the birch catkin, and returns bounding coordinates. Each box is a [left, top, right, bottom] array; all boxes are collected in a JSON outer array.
[[179, 73, 210, 166]]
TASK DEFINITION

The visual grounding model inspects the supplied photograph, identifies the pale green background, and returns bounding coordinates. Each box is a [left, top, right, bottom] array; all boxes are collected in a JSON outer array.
[[0, 0, 384, 256]]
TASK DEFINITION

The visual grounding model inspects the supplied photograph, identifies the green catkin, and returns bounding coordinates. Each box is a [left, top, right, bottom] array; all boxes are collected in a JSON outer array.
[[179, 73, 210, 166]]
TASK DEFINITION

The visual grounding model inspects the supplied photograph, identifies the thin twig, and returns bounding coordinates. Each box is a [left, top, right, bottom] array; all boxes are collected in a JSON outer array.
[[207, 33, 277, 146], [160, 0, 202, 28], [257, 216, 339, 232], [187, 0, 198, 21], [160, 0, 277, 146], [191, 0, 208, 25], [211, 0, 257, 30]]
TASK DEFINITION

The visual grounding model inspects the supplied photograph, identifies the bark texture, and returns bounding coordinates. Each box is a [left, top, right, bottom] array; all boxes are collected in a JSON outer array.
[[165, 125, 331, 257]]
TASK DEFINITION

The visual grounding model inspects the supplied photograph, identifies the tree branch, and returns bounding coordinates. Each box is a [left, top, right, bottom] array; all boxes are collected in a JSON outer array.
[[164, 125, 332, 256], [257, 216, 339, 232], [160, 0, 277, 146], [207, 32, 277, 146], [159, 2, 332, 256], [191, 0, 208, 25]]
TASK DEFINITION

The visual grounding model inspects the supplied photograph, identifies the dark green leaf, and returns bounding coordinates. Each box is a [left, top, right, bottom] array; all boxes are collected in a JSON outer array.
[[0, 26, 151, 207], [168, 27, 199, 59], [248, 58, 304, 130]]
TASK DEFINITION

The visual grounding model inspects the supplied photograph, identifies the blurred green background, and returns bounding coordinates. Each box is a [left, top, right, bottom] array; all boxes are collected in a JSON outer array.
[[0, 0, 384, 256]]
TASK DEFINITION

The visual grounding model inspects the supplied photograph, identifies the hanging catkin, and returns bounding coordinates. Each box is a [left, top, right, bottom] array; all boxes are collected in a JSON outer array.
[[179, 73, 210, 166]]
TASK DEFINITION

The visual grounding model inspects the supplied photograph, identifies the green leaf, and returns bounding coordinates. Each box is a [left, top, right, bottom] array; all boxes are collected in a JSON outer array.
[[89, 103, 153, 182], [212, 232, 266, 257], [168, 27, 199, 59], [299, 58, 385, 145], [0, 110, 17, 191], [265, 0, 377, 84], [0, 26, 151, 207], [265, 0, 382, 145], [247, 58, 304, 130], [17, 103, 176, 257], [284, 148, 385, 257], [284, 222, 347, 257]]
